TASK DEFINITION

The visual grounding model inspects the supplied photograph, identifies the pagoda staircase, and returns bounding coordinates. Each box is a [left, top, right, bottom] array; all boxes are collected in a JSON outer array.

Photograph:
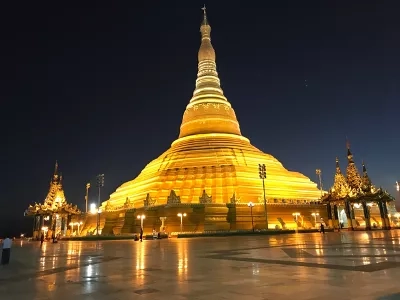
[[277, 217, 286, 229]]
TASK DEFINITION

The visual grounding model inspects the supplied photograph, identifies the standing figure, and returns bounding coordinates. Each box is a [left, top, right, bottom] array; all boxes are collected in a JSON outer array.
[[320, 223, 325, 234], [140, 228, 143, 242], [1, 235, 12, 265], [40, 233, 45, 246]]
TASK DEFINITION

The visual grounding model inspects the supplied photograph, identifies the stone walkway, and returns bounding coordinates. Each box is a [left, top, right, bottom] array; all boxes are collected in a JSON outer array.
[[1, 230, 400, 299]]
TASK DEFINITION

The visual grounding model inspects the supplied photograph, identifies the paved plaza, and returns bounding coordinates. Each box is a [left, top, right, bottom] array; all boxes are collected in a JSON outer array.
[[2, 231, 400, 299]]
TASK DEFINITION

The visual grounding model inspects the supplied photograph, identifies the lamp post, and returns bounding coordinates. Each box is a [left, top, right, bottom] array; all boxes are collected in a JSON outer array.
[[137, 214, 146, 230], [85, 183, 91, 213], [316, 169, 323, 197], [96, 174, 104, 236], [90, 204, 102, 235], [248, 201, 255, 232], [69, 222, 74, 236], [394, 213, 400, 227], [41, 226, 48, 237], [177, 213, 187, 233], [311, 212, 319, 228], [258, 164, 268, 229], [159, 217, 167, 233], [76, 221, 83, 236], [292, 212, 300, 232]]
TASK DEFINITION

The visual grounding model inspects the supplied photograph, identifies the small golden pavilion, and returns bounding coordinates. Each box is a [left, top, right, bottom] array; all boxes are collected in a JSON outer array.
[[25, 162, 81, 238], [322, 143, 396, 230]]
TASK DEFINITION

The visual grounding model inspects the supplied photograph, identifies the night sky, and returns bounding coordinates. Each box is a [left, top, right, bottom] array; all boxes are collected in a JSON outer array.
[[1, 1, 399, 235]]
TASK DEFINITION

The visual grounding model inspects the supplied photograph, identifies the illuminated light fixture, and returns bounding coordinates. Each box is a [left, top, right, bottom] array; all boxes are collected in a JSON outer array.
[[90, 203, 97, 214], [247, 202, 255, 232], [311, 212, 319, 228], [137, 214, 146, 230], [259, 164, 268, 230], [177, 213, 187, 233], [292, 212, 301, 231]]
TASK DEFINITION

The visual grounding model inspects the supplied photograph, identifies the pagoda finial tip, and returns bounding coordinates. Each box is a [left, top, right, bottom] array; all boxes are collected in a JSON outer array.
[[201, 4, 208, 25], [54, 160, 59, 175], [362, 160, 367, 173], [346, 137, 353, 159]]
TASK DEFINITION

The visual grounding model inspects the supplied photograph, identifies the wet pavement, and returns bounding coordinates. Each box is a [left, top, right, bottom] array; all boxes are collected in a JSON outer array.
[[1, 230, 400, 299]]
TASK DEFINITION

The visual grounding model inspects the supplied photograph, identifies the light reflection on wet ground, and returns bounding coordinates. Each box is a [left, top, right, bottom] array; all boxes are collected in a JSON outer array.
[[1, 230, 400, 299]]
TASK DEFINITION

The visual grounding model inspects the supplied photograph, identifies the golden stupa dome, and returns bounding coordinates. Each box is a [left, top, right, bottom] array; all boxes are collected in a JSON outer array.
[[104, 9, 321, 210]]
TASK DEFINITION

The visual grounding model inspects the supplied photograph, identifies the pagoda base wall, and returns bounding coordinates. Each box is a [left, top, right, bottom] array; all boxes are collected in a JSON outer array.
[[79, 213, 106, 236], [79, 203, 330, 235]]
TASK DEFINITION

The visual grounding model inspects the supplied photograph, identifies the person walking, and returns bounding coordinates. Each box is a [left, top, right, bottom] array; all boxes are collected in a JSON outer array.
[[40, 233, 45, 246], [1, 235, 12, 265], [140, 227, 143, 242]]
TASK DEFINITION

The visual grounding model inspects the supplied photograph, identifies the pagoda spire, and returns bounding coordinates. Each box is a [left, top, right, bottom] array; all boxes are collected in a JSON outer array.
[[345, 140, 362, 191], [191, 6, 225, 103], [361, 161, 372, 192], [178, 8, 242, 139]]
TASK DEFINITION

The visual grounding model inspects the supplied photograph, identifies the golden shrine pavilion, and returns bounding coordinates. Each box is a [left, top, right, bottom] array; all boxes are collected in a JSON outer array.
[[84, 9, 328, 235], [322, 143, 396, 230], [25, 161, 81, 239]]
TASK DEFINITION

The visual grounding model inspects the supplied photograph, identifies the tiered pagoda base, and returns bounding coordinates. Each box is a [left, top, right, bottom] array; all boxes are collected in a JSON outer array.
[[80, 203, 330, 235], [78, 202, 398, 236]]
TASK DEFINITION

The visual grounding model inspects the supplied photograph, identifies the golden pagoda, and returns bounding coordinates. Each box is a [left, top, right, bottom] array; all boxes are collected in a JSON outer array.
[[97, 9, 325, 233]]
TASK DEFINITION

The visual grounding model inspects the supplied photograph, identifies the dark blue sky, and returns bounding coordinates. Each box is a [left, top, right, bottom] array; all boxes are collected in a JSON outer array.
[[1, 1, 399, 233]]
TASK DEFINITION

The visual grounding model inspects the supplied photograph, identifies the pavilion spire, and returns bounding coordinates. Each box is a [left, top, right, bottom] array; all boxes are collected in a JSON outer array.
[[361, 161, 372, 192], [332, 157, 350, 199], [44, 161, 66, 209], [346, 139, 354, 163], [345, 140, 362, 191], [335, 157, 341, 174]]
